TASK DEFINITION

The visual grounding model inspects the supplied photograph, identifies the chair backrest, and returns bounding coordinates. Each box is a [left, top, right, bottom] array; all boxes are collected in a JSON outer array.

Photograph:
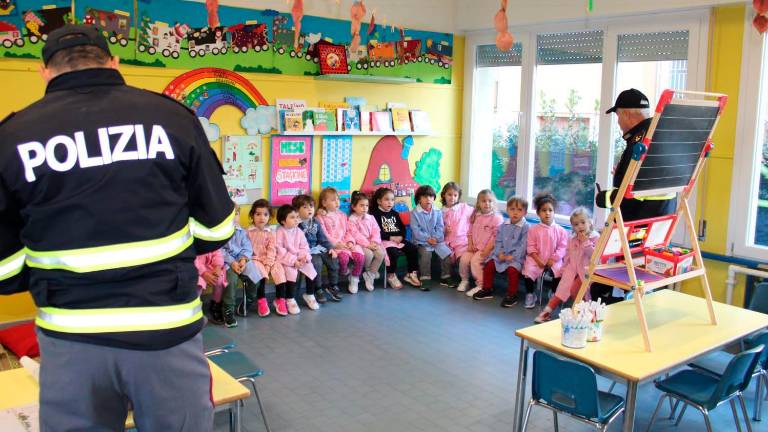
[[708, 344, 764, 409], [744, 329, 768, 368], [531, 351, 601, 420], [748, 282, 768, 314]]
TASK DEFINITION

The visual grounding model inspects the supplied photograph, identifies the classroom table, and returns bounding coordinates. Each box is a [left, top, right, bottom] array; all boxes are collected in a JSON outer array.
[[512, 290, 768, 432], [0, 359, 251, 432]]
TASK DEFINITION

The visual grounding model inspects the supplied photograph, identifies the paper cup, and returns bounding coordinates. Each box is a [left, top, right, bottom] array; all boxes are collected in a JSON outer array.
[[561, 321, 588, 349], [588, 320, 603, 342]]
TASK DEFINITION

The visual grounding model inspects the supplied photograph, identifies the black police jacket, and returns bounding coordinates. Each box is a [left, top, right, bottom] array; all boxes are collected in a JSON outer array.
[[0, 68, 234, 350]]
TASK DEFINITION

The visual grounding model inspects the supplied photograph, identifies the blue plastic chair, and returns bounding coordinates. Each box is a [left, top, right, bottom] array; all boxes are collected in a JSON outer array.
[[688, 329, 768, 421], [521, 351, 625, 431], [202, 325, 236, 356], [646, 345, 765, 432], [209, 351, 271, 432]]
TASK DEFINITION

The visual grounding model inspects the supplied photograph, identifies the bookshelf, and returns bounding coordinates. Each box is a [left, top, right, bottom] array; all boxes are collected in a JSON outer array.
[[313, 75, 418, 85]]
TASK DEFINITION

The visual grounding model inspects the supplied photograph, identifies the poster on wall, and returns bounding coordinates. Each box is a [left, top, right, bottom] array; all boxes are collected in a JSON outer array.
[[0, 1, 453, 84], [321, 136, 352, 213], [222, 135, 263, 205], [270, 135, 312, 206]]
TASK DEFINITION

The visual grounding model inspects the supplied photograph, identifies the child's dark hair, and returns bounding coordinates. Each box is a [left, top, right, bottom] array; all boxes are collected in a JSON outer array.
[[533, 193, 557, 213], [440, 182, 462, 206], [291, 194, 314, 209], [507, 197, 528, 211], [318, 187, 339, 211], [414, 185, 436, 203], [276, 204, 297, 224], [248, 199, 271, 220], [372, 187, 394, 205], [349, 191, 369, 214]]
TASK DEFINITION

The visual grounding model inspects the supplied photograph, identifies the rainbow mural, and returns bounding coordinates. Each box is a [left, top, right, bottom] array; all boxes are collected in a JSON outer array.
[[163, 68, 268, 118]]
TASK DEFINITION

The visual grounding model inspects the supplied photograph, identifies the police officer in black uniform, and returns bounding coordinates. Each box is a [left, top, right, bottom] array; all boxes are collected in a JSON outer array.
[[592, 89, 677, 304], [0, 25, 234, 431]]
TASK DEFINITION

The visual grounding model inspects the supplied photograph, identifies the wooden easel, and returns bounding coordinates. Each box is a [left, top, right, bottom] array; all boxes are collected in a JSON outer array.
[[574, 90, 728, 352]]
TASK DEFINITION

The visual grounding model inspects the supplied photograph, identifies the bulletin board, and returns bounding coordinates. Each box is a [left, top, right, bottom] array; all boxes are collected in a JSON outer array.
[[270, 135, 312, 206], [222, 135, 263, 205]]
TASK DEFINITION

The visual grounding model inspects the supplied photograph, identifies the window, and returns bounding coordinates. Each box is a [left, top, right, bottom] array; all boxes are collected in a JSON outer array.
[[612, 31, 689, 165], [533, 30, 603, 215], [473, 44, 523, 200], [731, 16, 768, 260]]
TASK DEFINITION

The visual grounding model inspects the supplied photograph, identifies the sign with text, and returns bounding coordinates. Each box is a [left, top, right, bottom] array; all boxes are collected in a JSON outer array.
[[270, 135, 312, 205]]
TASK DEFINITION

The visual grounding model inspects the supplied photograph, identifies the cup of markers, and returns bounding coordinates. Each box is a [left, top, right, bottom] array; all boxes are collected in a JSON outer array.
[[560, 299, 608, 348]]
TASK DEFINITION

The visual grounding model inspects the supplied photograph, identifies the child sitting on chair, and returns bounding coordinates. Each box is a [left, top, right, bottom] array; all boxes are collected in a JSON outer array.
[[472, 197, 529, 307], [195, 249, 227, 325], [440, 182, 474, 287], [275, 204, 318, 316], [535, 207, 599, 323], [410, 185, 452, 284], [460, 189, 504, 297], [522, 193, 568, 310], [221, 205, 264, 328], [347, 191, 386, 292]]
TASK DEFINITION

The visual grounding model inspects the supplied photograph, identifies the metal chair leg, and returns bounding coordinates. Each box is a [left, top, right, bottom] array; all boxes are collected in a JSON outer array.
[[755, 372, 764, 421], [552, 410, 558, 432], [702, 410, 714, 432], [668, 399, 681, 420], [520, 400, 534, 432], [731, 399, 743, 432], [247, 378, 271, 432], [645, 394, 666, 432], [739, 394, 754, 432], [675, 403, 688, 426], [608, 381, 616, 393]]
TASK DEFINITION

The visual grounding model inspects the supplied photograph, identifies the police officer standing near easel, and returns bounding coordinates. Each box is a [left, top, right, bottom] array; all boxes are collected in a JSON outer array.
[[0, 25, 234, 431], [592, 88, 677, 304]]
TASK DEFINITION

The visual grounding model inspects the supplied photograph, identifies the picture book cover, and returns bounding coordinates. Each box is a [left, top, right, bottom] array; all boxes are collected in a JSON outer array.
[[343, 109, 361, 131], [409, 110, 432, 133], [360, 110, 372, 132], [314, 110, 329, 131], [371, 111, 394, 132], [284, 111, 304, 132], [302, 110, 315, 132], [326, 111, 337, 132], [391, 108, 412, 132]]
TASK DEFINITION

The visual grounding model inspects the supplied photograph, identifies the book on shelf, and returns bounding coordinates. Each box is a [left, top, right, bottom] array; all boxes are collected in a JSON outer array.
[[342, 108, 361, 131], [313, 110, 329, 131], [359, 110, 372, 132], [391, 108, 412, 132], [284, 111, 304, 132], [409, 110, 431, 133], [386, 101, 406, 109], [371, 111, 393, 132], [320, 101, 350, 111], [326, 111, 337, 132], [302, 110, 315, 132]]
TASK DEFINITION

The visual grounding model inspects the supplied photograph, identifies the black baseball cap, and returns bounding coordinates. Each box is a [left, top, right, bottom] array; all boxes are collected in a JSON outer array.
[[42, 24, 111, 65], [605, 88, 650, 114]]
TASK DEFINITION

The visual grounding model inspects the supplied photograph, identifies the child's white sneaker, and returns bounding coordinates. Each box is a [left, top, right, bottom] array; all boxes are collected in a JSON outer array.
[[348, 276, 359, 294], [456, 280, 469, 292], [466, 286, 482, 297], [387, 274, 403, 289], [362, 271, 375, 291], [286, 298, 301, 315], [302, 293, 319, 310]]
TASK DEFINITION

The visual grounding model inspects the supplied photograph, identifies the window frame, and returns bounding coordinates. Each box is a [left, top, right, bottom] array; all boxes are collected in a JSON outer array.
[[728, 7, 768, 261], [461, 10, 709, 228]]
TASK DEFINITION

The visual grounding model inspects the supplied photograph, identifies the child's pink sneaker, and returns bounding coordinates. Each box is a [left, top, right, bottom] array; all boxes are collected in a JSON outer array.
[[257, 298, 270, 317], [273, 298, 288, 316]]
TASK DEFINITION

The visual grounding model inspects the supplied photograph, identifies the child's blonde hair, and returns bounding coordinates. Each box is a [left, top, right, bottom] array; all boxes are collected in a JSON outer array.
[[471, 189, 497, 223], [569, 206, 593, 231], [318, 187, 339, 211]]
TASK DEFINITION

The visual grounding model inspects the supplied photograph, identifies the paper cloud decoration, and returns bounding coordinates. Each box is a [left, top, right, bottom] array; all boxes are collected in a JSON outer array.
[[240, 106, 277, 135], [199, 117, 220, 142]]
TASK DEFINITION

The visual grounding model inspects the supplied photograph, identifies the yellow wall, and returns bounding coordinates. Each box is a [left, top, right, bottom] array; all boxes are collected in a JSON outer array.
[[682, 4, 748, 304], [0, 37, 465, 316]]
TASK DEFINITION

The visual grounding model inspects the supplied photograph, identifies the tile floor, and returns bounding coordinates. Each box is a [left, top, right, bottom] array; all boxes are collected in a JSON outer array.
[[210, 280, 767, 432]]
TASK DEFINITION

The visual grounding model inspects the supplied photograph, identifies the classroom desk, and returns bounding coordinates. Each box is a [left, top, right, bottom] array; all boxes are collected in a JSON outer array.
[[0, 359, 251, 432], [512, 290, 768, 432]]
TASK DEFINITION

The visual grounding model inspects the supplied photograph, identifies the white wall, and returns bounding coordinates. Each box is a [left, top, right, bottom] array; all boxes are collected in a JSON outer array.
[[190, 0, 457, 34], [455, 0, 741, 32]]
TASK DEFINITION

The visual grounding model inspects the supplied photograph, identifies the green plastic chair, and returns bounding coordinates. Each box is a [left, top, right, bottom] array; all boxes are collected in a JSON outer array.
[[202, 325, 236, 356], [646, 344, 764, 432], [209, 351, 271, 432], [521, 351, 625, 431]]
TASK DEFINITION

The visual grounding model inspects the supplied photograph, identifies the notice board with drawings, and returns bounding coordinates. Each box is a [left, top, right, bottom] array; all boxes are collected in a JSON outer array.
[[221, 135, 264, 205], [321, 136, 353, 213], [270, 135, 312, 206]]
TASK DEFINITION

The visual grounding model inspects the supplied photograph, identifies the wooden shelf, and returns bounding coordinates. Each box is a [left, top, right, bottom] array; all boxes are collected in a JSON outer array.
[[278, 131, 431, 136], [313, 74, 417, 84]]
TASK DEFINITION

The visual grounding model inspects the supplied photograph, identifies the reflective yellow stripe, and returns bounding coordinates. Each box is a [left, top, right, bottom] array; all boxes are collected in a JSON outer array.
[[35, 298, 203, 333], [635, 193, 676, 201], [0, 249, 25, 281], [190, 208, 236, 241], [25, 225, 193, 273]]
